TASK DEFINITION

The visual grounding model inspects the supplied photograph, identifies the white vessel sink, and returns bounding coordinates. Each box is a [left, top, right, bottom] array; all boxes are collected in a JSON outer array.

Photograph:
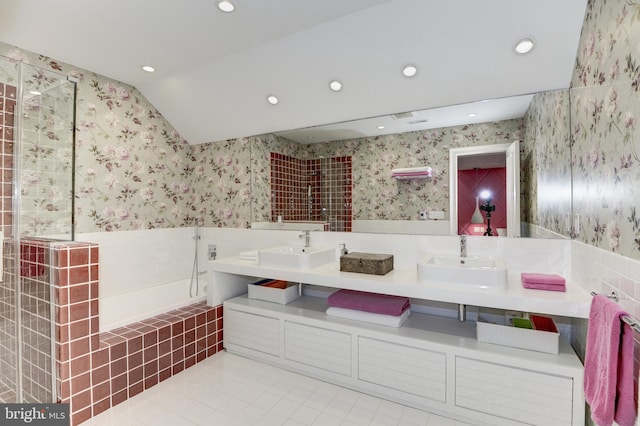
[[417, 255, 507, 290], [258, 246, 335, 270]]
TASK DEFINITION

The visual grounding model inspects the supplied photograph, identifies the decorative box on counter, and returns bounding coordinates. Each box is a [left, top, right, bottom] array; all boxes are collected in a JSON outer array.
[[340, 252, 394, 275], [247, 279, 300, 305]]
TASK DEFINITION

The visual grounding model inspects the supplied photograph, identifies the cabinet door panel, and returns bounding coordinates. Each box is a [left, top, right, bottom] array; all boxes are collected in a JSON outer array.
[[358, 337, 446, 403], [225, 308, 280, 356], [455, 357, 573, 425], [284, 321, 352, 376]]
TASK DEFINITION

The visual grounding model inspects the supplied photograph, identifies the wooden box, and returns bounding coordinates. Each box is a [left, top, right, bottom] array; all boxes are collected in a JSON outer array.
[[340, 252, 394, 275]]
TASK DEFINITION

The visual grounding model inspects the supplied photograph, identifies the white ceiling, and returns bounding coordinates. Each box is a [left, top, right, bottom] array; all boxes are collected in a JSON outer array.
[[0, 0, 587, 145]]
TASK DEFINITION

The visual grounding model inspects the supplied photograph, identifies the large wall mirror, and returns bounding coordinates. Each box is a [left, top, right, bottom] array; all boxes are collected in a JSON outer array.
[[249, 88, 572, 238]]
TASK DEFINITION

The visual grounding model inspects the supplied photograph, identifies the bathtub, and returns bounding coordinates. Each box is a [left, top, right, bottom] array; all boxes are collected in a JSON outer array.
[[77, 228, 209, 332], [99, 276, 207, 331]]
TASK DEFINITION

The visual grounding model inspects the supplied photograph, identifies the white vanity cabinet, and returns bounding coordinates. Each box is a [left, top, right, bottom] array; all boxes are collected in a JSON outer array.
[[223, 295, 585, 426]]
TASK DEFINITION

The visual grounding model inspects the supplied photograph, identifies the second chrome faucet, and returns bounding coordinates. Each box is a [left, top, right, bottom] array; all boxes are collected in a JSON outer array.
[[460, 235, 467, 258], [299, 231, 311, 247]]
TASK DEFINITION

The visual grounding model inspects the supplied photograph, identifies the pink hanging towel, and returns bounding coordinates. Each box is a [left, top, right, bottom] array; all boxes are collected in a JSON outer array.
[[584, 295, 637, 426]]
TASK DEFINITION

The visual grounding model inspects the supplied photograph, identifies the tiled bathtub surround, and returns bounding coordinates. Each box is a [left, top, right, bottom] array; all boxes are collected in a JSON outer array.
[[51, 241, 223, 425]]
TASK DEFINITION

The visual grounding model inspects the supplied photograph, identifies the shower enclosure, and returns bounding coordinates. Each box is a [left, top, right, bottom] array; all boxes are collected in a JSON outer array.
[[307, 157, 352, 232], [269, 153, 352, 231], [0, 56, 76, 403]]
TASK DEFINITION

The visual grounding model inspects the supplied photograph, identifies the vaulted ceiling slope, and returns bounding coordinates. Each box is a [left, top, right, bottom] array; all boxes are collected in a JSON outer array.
[[0, 0, 587, 145]]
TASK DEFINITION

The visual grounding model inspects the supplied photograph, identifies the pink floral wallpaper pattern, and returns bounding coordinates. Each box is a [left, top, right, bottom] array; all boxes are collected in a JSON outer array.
[[571, 0, 640, 259], [0, 41, 253, 232], [522, 89, 572, 237]]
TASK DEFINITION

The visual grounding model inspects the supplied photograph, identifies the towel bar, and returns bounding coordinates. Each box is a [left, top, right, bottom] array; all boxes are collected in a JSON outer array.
[[591, 291, 640, 334]]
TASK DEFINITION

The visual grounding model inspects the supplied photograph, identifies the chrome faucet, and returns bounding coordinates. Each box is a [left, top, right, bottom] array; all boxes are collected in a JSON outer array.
[[460, 235, 467, 258], [299, 231, 311, 247]]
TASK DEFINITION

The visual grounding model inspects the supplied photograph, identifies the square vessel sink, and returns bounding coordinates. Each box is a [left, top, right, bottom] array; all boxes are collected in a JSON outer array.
[[417, 255, 507, 290], [258, 246, 335, 270]]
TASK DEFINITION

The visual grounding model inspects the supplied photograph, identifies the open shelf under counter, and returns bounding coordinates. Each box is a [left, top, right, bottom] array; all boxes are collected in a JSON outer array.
[[228, 294, 582, 368], [210, 256, 592, 318]]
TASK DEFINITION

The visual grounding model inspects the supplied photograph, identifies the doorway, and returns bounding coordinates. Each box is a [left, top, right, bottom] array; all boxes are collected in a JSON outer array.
[[449, 142, 520, 237]]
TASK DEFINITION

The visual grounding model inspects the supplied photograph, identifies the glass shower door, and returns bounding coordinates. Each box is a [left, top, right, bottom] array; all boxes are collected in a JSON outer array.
[[0, 56, 76, 403]]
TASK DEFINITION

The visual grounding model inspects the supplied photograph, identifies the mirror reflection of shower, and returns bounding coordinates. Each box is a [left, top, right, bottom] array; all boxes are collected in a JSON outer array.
[[270, 153, 352, 231]]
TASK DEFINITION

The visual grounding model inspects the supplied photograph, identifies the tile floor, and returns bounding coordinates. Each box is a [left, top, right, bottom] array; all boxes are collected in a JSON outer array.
[[84, 351, 471, 426]]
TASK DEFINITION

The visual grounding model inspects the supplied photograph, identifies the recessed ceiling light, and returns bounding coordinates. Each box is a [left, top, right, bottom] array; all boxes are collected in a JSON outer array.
[[266, 95, 279, 105], [29, 90, 41, 96], [329, 80, 342, 92], [514, 38, 534, 54], [377, 125, 385, 130], [217, 0, 235, 12], [401, 64, 418, 77], [467, 113, 478, 118], [141, 65, 155, 73]]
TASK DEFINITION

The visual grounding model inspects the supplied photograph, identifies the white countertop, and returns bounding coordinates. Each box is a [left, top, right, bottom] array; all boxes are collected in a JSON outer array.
[[210, 256, 592, 318]]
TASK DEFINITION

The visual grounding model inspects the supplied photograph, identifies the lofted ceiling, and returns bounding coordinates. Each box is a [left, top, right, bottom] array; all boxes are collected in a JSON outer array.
[[0, 0, 587, 145]]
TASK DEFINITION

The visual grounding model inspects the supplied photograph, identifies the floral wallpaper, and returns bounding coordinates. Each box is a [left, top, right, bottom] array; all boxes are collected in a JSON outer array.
[[522, 89, 572, 237], [570, 0, 640, 259], [0, 41, 253, 233], [0, 57, 76, 238], [188, 137, 251, 228]]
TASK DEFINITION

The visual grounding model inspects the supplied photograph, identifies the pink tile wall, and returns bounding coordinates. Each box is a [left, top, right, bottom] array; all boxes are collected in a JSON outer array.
[[52, 242, 223, 425], [19, 239, 55, 402], [0, 83, 15, 238], [0, 84, 16, 400], [270, 153, 352, 231]]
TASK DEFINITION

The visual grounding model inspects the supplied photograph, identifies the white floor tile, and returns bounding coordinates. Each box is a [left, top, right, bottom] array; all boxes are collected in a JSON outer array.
[[322, 398, 353, 419], [84, 351, 445, 426], [400, 406, 430, 426], [253, 392, 282, 411], [311, 412, 343, 426], [270, 397, 302, 418], [343, 405, 376, 425], [425, 413, 457, 426], [258, 411, 289, 426], [302, 391, 332, 411], [290, 404, 322, 425]]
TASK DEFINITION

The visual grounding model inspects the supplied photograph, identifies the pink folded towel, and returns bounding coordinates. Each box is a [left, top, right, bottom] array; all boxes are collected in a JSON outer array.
[[327, 289, 410, 316], [521, 282, 566, 292], [584, 295, 637, 426], [521, 273, 566, 292], [521, 273, 566, 286]]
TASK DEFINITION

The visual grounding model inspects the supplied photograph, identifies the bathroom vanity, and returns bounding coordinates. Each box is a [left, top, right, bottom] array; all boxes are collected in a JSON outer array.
[[209, 254, 589, 426]]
